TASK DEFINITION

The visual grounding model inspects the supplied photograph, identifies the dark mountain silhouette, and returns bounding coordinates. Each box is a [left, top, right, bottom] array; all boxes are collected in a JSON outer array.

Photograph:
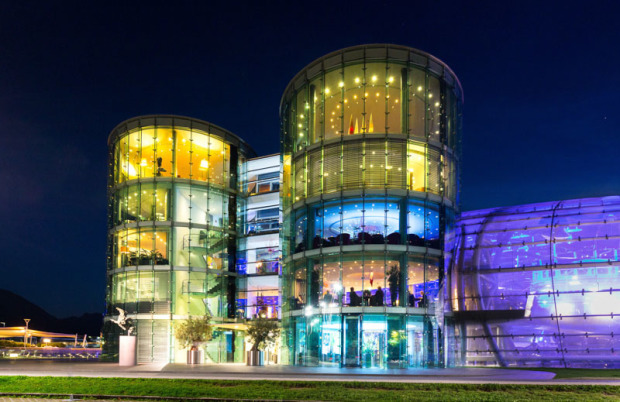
[[0, 289, 102, 336]]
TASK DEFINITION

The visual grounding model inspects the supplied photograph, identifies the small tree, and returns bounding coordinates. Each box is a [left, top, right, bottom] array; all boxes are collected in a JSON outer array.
[[247, 316, 280, 352], [175, 315, 213, 351]]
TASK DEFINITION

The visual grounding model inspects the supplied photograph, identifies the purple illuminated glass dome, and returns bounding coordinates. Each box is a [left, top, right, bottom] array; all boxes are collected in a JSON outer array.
[[448, 196, 620, 368]]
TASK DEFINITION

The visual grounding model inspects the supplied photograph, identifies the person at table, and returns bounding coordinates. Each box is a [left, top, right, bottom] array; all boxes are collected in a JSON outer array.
[[421, 291, 428, 308], [349, 287, 362, 306], [363, 289, 372, 306], [417, 291, 428, 307]]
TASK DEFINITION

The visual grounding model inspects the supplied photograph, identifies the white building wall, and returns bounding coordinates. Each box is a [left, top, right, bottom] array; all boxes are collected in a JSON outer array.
[[239, 154, 281, 320]]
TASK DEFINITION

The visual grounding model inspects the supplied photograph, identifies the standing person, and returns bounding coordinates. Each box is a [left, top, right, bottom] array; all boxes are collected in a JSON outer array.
[[323, 290, 333, 304], [374, 286, 384, 306]]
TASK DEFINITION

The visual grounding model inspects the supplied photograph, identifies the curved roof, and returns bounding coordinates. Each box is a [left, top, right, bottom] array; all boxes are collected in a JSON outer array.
[[0, 327, 77, 339], [107, 115, 256, 158], [455, 195, 620, 270], [280, 43, 464, 114]]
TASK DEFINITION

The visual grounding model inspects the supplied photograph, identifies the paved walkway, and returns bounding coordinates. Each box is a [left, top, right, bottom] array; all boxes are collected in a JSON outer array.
[[0, 360, 618, 385]]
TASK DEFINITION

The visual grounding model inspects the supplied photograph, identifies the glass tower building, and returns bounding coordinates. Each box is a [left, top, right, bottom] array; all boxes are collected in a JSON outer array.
[[103, 45, 618, 370], [105, 115, 254, 363], [280, 44, 463, 368]]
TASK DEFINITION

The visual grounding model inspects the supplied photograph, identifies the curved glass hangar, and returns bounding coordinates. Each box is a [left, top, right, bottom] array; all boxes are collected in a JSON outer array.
[[280, 44, 463, 368], [104, 115, 254, 363], [448, 196, 620, 368]]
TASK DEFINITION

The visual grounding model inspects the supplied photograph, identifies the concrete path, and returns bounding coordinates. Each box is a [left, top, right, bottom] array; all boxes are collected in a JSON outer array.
[[0, 360, 618, 385]]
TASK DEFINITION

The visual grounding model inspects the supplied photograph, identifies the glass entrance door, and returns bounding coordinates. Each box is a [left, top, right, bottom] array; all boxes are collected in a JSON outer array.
[[407, 320, 424, 367], [295, 319, 306, 365], [343, 315, 360, 367], [362, 315, 386, 369], [320, 315, 342, 366], [225, 331, 234, 362]]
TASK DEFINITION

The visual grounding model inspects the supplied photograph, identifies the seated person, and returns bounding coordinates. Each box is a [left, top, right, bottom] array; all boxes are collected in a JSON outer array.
[[291, 296, 304, 309], [349, 287, 362, 306], [408, 291, 415, 307]]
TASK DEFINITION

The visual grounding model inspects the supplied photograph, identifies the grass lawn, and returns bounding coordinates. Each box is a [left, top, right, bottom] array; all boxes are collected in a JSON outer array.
[[0, 377, 619, 401]]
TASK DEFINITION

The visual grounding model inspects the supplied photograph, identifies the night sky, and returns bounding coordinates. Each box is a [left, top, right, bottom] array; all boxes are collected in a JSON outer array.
[[1, 1, 618, 318]]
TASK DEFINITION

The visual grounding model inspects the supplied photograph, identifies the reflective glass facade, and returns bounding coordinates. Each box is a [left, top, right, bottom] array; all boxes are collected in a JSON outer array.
[[280, 44, 463, 367], [104, 115, 253, 363], [447, 196, 620, 368]]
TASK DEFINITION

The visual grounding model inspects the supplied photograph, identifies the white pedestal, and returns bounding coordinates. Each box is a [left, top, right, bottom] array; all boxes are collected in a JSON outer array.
[[119, 335, 137, 366]]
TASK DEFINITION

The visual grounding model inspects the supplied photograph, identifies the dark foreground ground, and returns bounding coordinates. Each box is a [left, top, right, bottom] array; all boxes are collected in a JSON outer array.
[[0, 361, 618, 401]]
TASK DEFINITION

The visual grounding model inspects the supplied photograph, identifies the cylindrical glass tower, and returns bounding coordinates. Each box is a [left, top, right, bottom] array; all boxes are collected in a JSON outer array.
[[280, 44, 463, 368], [104, 115, 254, 363]]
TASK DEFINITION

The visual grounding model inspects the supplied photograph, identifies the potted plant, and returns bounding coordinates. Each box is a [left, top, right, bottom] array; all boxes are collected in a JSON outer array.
[[246, 316, 280, 366], [175, 315, 213, 364]]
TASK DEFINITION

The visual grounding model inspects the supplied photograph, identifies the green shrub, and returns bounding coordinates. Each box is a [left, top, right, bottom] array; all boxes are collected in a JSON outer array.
[[247, 316, 280, 352], [36, 342, 67, 347], [0, 340, 29, 348], [174, 315, 213, 349]]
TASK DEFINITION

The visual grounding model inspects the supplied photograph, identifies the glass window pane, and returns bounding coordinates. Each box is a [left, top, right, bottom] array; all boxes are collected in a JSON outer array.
[[409, 68, 426, 138], [428, 75, 441, 142], [175, 128, 192, 179], [343, 64, 365, 136], [407, 142, 425, 191], [364, 63, 386, 133]]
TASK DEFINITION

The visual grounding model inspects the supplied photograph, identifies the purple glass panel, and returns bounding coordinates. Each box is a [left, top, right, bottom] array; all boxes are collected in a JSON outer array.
[[452, 196, 620, 368]]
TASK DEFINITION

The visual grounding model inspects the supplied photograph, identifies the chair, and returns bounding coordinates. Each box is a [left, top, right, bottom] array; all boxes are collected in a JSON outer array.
[[407, 234, 424, 246], [386, 232, 401, 245], [371, 233, 384, 244], [336, 233, 351, 245], [358, 232, 372, 244], [294, 242, 305, 253], [428, 239, 441, 249]]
